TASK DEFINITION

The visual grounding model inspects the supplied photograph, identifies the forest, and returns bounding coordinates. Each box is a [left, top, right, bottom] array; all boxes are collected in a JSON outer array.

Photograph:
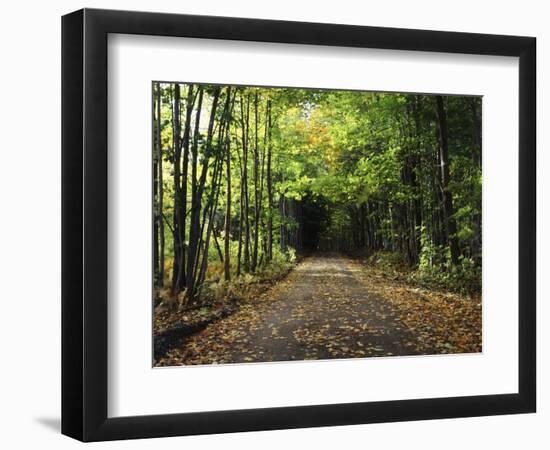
[[153, 82, 482, 366]]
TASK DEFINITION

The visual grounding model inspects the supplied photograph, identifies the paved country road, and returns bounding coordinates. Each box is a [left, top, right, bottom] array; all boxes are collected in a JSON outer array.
[[156, 254, 481, 366]]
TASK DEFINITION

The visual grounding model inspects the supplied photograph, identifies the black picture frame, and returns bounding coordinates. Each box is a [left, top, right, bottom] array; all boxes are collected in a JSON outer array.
[[61, 8, 536, 442]]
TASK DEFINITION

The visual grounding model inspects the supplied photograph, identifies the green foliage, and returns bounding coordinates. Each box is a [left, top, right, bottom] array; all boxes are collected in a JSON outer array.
[[412, 257, 481, 297], [368, 249, 480, 297], [202, 239, 297, 303], [153, 81, 481, 301], [370, 251, 408, 272]]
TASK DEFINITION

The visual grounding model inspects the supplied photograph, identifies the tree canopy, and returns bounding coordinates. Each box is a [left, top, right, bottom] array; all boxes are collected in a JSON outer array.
[[153, 83, 482, 306]]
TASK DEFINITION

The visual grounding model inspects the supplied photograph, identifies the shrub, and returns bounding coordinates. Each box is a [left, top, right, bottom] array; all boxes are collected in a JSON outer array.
[[200, 241, 297, 303], [368, 249, 481, 297]]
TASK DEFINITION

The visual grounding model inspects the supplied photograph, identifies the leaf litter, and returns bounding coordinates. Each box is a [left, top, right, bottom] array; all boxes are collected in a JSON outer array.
[[155, 255, 481, 367]]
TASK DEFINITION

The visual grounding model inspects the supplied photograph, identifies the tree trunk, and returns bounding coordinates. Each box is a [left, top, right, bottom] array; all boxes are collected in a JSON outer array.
[[153, 83, 163, 287], [467, 97, 482, 265], [266, 100, 273, 262], [241, 94, 251, 272], [235, 104, 245, 277], [470, 97, 482, 169], [224, 95, 232, 281], [252, 91, 260, 272], [195, 88, 234, 296], [171, 84, 182, 293], [195, 140, 225, 298], [185, 87, 206, 297], [172, 84, 195, 291], [435, 95, 460, 266]]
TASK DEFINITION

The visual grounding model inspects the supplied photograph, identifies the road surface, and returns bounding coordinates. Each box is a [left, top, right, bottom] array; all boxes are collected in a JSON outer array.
[[157, 254, 471, 366]]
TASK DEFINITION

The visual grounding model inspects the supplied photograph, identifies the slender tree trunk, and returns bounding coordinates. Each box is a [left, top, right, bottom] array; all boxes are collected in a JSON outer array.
[[224, 95, 233, 281], [252, 91, 260, 272], [235, 110, 245, 277], [186, 87, 203, 287], [255, 99, 268, 264], [157, 85, 166, 287], [172, 84, 195, 291], [470, 97, 482, 169], [435, 95, 460, 266], [236, 140, 244, 276], [187, 86, 228, 302], [470, 97, 482, 265], [195, 88, 234, 295], [266, 100, 273, 262], [241, 94, 251, 272], [409, 96, 423, 266], [195, 141, 225, 298], [433, 138, 447, 265], [213, 230, 224, 263], [279, 179, 287, 252], [153, 83, 161, 287], [172, 85, 194, 293], [171, 84, 182, 293], [154, 162, 159, 285]]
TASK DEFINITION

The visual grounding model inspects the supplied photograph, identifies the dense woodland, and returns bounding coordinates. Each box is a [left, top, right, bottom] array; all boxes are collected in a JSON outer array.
[[153, 83, 482, 307]]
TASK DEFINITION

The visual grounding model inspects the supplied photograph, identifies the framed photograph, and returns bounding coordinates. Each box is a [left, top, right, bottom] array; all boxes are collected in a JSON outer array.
[[61, 8, 536, 441]]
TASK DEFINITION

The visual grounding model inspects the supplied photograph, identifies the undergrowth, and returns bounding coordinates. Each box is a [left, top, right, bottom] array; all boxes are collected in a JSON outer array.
[[155, 244, 298, 312], [364, 250, 481, 298]]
